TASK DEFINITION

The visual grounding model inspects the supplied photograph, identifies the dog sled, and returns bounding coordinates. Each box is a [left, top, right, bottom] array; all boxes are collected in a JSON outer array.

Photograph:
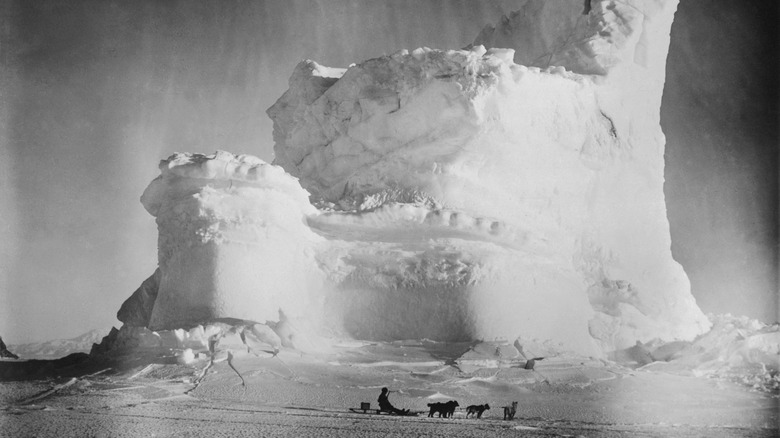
[[349, 402, 417, 416]]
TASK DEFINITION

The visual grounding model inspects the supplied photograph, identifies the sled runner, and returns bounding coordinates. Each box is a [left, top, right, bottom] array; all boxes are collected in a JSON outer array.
[[350, 402, 380, 414], [349, 402, 417, 416]]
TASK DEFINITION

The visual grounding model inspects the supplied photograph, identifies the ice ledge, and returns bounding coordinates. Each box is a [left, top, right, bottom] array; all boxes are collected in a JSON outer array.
[[474, 0, 678, 79], [141, 151, 315, 218]]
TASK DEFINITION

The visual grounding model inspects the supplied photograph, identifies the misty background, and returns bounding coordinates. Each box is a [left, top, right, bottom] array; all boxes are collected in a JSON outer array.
[[1, 0, 777, 343]]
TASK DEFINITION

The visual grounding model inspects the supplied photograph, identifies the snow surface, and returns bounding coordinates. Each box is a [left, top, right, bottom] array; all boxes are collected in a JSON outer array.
[[90, 314, 780, 395], [4, 334, 777, 436], [127, 0, 713, 358], [3, 317, 776, 435]]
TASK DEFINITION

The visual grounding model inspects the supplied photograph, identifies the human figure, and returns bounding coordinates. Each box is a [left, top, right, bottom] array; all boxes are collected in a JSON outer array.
[[378, 387, 409, 415]]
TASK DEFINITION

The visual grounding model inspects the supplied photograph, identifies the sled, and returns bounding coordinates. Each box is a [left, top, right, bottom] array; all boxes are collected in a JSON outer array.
[[349, 402, 417, 416], [350, 402, 381, 414]]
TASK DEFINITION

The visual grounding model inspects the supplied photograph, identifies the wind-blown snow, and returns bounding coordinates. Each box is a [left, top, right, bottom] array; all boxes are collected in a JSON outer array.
[[122, 0, 712, 357]]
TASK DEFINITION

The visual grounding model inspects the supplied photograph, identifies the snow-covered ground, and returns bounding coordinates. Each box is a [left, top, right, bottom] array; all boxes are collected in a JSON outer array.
[[2, 316, 777, 437], [1, 328, 777, 437]]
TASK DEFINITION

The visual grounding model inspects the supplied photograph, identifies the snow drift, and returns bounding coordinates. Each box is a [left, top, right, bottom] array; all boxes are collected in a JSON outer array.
[[120, 0, 712, 357]]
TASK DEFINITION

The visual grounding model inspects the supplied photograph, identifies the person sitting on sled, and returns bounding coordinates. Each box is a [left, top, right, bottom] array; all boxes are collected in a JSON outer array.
[[378, 387, 409, 415]]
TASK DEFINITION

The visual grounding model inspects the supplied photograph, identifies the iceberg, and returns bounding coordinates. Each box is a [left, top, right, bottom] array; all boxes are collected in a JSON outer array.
[[138, 151, 326, 331], [120, 0, 711, 357]]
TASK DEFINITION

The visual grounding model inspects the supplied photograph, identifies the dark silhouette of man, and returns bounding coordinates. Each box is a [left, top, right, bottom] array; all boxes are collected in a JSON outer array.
[[378, 387, 409, 415]]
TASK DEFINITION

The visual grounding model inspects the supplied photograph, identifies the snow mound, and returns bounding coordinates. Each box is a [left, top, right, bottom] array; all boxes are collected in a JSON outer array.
[[631, 315, 780, 393], [91, 315, 329, 366]]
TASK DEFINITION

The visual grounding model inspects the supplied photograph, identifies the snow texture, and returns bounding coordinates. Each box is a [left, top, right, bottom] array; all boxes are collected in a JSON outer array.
[[132, 0, 711, 357]]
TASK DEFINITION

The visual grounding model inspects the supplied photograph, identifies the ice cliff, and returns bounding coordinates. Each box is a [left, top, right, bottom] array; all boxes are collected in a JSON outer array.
[[121, 0, 710, 357]]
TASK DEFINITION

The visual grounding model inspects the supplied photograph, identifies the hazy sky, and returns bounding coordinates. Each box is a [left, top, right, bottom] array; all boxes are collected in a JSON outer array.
[[1, 0, 777, 343]]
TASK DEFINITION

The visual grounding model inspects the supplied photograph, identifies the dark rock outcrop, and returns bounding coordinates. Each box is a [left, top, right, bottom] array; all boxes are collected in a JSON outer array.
[[0, 353, 92, 381], [117, 268, 161, 327], [90, 326, 120, 356], [0, 336, 19, 359]]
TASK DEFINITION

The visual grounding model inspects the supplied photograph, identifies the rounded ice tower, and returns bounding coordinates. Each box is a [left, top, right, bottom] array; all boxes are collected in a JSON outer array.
[[140, 151, 324, 330]]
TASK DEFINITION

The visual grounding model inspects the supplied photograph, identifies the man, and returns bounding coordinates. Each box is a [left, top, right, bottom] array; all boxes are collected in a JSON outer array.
[[378, 387, 409, 415]]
